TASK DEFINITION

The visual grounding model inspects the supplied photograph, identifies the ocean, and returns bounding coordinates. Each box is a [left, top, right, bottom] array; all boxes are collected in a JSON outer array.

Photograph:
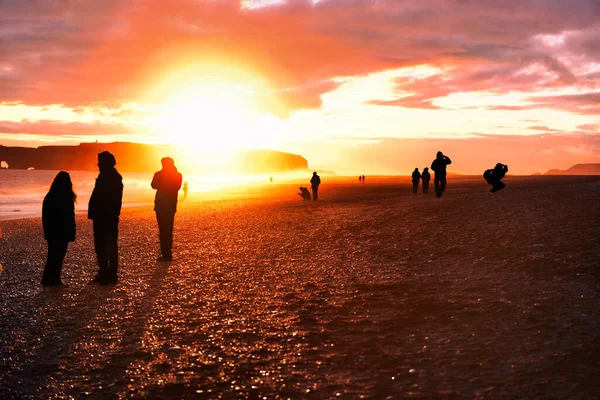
[[0, 169, 278, 221]]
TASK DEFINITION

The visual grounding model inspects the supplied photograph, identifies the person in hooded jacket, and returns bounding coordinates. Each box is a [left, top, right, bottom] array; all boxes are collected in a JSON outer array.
[[421, 167, 431, 194], [151, 157, 183, 261], [41, 171, 76, 286], [411, 168, 421, 194], [88, 151, 123, 284]]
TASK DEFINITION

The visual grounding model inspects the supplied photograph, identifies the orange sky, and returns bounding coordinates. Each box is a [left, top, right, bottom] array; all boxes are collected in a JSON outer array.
[[1, 0, 599, 174]]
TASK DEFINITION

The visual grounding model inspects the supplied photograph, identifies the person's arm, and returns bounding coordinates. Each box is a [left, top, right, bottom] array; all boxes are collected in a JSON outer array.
[[151, 172, 159, 189], [176, 173, 183, 191], [445, 156, 452, 165], [431, 160, 436, 170]]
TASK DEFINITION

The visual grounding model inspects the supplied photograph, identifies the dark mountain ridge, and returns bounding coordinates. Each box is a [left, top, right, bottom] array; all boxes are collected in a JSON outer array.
[[0, 142, 309, 174], [544, 164, 600, 175]]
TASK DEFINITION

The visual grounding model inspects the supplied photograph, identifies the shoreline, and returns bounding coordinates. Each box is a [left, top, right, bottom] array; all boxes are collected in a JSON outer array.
[[1, 176, 599, 398]]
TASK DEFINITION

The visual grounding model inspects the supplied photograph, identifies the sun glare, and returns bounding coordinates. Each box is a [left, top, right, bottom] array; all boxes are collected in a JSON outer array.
[[160, 80, 257, 150]]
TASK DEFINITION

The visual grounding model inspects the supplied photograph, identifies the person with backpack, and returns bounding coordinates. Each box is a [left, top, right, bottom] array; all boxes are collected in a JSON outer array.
[[484, 163, 508, 193]]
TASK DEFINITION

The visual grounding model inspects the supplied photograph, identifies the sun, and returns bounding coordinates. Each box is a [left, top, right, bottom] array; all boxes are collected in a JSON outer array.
[[159, 79, 258, 151], [145, 65, 286, 172]]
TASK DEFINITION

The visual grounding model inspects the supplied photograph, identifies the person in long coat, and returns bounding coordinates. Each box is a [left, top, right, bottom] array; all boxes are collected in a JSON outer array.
[[88, 151, 123, 284], [41, 171, 76, 286]]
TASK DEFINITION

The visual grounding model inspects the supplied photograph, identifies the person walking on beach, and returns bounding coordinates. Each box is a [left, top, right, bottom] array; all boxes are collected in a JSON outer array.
[[484, 163, 508, 193], [362, 175, 365, 184], [182, 180, 188, 200], [431, 151, 452, 198], [310, 171, 321, 201], [422, 167, 431, 194], [41, 171, 76, 286], [151, 157, 183, 262], [89, 151, 123, 284], [411, 168, 421, 194], [358, 175, 362, 184]]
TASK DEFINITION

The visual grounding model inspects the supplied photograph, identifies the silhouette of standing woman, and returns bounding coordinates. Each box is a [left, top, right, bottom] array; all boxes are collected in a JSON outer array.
[[41, 171, 76, 286], [421, 167, 431, 194], [412, 168, 421, 194], [431, 151, 452, 198], [311, 171, 321, 201], [152, 157, 183, 261], [89, 151, 123, 284]]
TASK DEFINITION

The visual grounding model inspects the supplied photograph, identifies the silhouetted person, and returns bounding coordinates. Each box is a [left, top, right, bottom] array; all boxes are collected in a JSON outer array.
[[412, 168, 421, 194], [362, 175, 365, 184], [422, 167, 431, 194], [152, 157, 183, 262], [298, 186, 311, 201], [310, 172, 321, 201], [431, 151, 452, 198], [270, 176, 273, 183], [358, 176, 362, 184], [89, 151, 123, 284], [182, 180, 188, 200], [41, 171, 76, 286], [484, 163, 509, 193]]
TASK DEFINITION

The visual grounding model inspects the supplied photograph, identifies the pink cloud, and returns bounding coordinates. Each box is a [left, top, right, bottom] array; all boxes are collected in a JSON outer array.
[[1, 0, 600, 116]]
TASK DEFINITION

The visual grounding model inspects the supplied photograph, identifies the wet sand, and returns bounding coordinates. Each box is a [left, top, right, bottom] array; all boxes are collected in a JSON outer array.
[[1, 176, 599, 398]]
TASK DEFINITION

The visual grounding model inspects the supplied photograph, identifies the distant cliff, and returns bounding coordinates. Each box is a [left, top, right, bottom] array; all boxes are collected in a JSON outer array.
[[544, 164, 600, 175], [0, 142, 309, 174]]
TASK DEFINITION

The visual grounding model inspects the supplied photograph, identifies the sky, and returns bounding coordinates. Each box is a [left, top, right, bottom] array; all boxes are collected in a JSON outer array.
[[1, 0, 599, 174]]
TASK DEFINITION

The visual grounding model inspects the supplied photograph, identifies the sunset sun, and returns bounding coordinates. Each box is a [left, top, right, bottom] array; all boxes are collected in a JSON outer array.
[[156, 80, 258, 152]]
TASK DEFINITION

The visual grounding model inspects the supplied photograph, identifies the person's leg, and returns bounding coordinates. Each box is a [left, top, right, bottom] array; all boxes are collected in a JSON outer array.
[[42, 241, 58, 285], [157, 212, 175, 259], [93, 220, 108, 280], [165, 212, 175, 258], [313, 187, 318, 201], [434, 177, 442, 197], [491, 180, 506, 193], [106, 220, 119, 282], [441, 176, 447, 193], [55, 241, 68, 284]]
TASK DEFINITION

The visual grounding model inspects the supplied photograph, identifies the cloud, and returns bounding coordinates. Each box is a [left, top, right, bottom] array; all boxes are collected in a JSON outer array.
[[0, 119, 135, 136], [2, 0, 600, 116], [527, 126, 562, 132]]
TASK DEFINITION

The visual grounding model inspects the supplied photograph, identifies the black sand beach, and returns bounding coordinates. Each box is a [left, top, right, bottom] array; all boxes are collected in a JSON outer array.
[[1, 176, 599, 398]]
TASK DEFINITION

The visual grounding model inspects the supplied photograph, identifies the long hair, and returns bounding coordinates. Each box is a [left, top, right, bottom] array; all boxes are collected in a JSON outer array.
[[49, 171, 77, 203]]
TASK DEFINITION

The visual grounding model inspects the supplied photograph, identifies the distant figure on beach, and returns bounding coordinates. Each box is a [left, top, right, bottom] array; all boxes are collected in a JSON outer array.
[[412, 168, 421, 194], [362, 175, 365, 184], [422, 167, 430, 194], [89, 151, 123, 284], [431, 151, 452, 198], [41, 171, 76, 286], [270, 176, 273, 183], [358, 175, 362, 184], [182, 180, 188, 200], [298, 186, 311, 201], [484, 163, 509, 193], [151, 157, 183, 262], [310, 172, 321, 201]]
